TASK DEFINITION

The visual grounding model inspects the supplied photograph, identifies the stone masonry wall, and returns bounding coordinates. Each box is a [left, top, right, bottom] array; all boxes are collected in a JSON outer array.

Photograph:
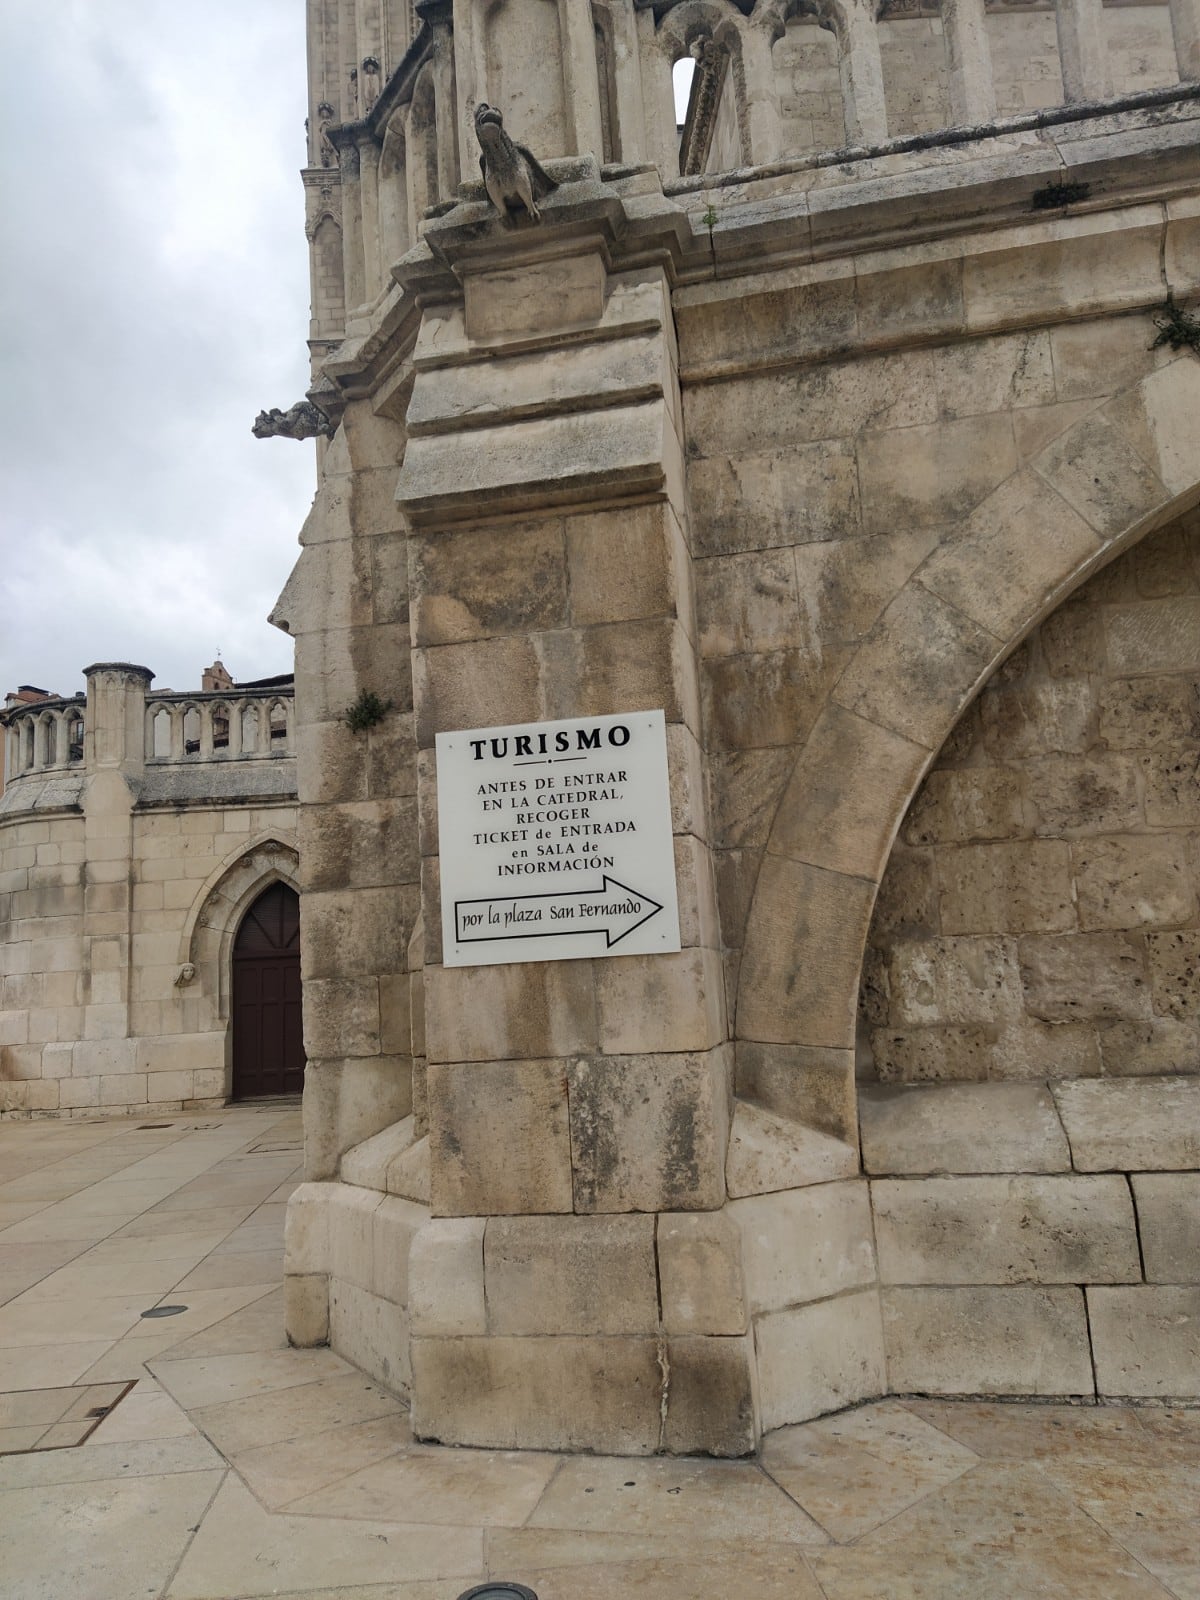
[[861, 507, 1200, 1088], [0, 799, 298, 1115], [271, 406, 419, 1186]]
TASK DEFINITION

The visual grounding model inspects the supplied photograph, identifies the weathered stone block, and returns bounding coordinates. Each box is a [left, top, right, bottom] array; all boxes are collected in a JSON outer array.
[[302, 1056, 413, 1182], [770, 703, 927, 881], [833, 583, 998, 753], [981, 681, 1096, 760], [872, 850, 937, 942], [424, 960, 597, 1064], [1142, 750, 1200, 829], [1052, 1076, 1200, 1170], [695, 549, 799, 659], [791, 526, 941, 652], [340, 1119, 413, 1192], [486, 1214, 658, 1336], [329, 1277, 411, 1396], [408, 1217, 486, 1336], [860, 1082, 1070, 1175], [565, 502, 677, 627], [1039, 597, 1106, 677], [857, 415, 1017, 536], [872, 1174, 1139, 1285], [302, 978, 381, 1060], [755, 1290, 886, 1430], [708, 749, 794, 851], [595, 947, 726, 1056], [934, 330, 1057, 418], [1147, 930, 1200, 1020], [1074, 835, 1194, 930], [299, 800, 418, 892], [568, 1047, 731, 1213], [1104, 597, 1200, 677], [410, 519, 568, 646], [734, 1040, 856, 1142], [725, 1100, 858, 1198], [1033, 410, 1167, 539], [372, 1194, 428, 1306], [284, 1274, 329, 1349], [920, 469, 1100, 643], [688, 441, 861, 557], [889, 936, 1022, 1027], [1018, 932, 1150, 1022], [428, 1057, 573, 1217], [663, 1334, 759, 1457], [326, 1183, 383, 1292], [295, 623, 411, 726], [702, 645, 846, 754], [1099, 1017, 1200, 1077], [413, 635, 541, 748], [1099, 675, 1200, 749], [902, 769, 1026, 848], [732, 1181, 875, 1314], [657, 1210, 748, 1335], [737, 859, 876, 1050], [367, 713, 418, 802], [937, 841, 1076, 935], [463, 251, 606, 341], [1088, 1286, 1200, 1398], [1133, 1173, 1200, 1283], [302, 886, 418, 980], [397, 403, 668, 524], [410, 1335, 662, 1453], [882, 1285, 1093, 1395], [538, 618, 697, 728], [284, 1181, 332, 1276]]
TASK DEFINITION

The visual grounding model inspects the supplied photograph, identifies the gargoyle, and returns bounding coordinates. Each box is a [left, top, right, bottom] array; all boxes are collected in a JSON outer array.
[[474, 102, 557, 224], [252, 401, 333, 440]]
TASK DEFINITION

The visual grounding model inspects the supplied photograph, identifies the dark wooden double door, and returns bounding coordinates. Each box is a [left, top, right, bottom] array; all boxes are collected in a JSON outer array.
[[232, 882, 305, 1098]]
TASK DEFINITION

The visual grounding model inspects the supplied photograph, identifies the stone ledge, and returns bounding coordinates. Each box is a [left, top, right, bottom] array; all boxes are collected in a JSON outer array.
[[339, 1116, 417, 1191], [882, 1284, 1094, 1395], [1052, 1075, 1200, 1170], [1088, 1285, 1200, 1397], [860, 1082, 1071, 1175], [871, 1173, 1140, 1286]]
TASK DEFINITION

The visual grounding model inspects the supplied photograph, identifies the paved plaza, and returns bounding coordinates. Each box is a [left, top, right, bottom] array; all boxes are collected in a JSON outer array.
[[0, 1104, 1196, 1599]]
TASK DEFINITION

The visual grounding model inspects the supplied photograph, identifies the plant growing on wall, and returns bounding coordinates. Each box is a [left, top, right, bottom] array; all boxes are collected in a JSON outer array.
[[1150, 294, 1200, 356], [343, 690, 391, 732]]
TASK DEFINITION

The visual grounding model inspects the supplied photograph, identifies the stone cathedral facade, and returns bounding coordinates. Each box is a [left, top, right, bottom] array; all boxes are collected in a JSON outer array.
[[280, 0, 1200, 1452]]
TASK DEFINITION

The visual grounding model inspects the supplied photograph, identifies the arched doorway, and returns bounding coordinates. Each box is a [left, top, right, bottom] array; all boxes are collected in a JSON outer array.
[[231, 882, 304, 1098]]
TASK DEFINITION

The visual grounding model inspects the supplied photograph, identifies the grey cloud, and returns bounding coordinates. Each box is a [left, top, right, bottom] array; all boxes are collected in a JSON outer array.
[[1, 1, 316, 699]]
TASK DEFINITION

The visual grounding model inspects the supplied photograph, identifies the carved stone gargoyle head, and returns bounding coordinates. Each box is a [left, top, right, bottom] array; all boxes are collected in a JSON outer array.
[[473, 102, 557, 224]]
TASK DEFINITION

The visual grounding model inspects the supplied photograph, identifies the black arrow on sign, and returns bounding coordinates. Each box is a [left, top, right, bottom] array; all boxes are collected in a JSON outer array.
[[455, 874, 664, 950]]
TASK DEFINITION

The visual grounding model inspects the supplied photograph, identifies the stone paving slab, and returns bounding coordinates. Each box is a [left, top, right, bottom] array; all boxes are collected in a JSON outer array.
[[0, 1101, 1197, 1600]]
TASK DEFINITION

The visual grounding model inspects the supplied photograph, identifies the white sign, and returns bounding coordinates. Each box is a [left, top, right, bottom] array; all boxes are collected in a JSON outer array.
[[436, 710, 682, 968]]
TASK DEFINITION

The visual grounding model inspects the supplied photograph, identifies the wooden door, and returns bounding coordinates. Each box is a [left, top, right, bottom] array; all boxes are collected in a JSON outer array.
[[231, 882, 304, 1098]]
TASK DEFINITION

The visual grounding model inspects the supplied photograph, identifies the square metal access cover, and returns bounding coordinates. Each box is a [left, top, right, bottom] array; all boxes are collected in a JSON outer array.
[[0, 1380, 136, 1455]]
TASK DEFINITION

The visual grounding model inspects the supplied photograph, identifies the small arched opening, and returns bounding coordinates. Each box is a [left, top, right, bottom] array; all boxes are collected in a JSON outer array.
[[231, 880, 304, 1099]]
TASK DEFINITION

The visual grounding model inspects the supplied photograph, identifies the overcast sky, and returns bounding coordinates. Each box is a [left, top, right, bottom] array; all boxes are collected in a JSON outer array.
[[1, 2, 315, 699]]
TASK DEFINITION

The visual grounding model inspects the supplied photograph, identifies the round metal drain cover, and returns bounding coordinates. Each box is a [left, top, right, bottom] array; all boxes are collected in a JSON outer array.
[[456, 1586, 538, 1600], [140, 1304, 188, 1319]]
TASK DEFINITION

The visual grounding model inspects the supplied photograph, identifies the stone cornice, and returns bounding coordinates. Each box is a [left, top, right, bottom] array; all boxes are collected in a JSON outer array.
[[308, 100, 1199, 406]]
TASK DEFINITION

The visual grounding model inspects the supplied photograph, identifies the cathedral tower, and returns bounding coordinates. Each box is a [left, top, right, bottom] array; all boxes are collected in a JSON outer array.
[[276, 0, 1200, 1451]]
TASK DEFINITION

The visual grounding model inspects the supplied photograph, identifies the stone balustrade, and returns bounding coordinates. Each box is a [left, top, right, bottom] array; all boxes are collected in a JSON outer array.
[[2, 682, 294, 796], [144, 690, 294, 765], [2, 697, 86, 781]]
